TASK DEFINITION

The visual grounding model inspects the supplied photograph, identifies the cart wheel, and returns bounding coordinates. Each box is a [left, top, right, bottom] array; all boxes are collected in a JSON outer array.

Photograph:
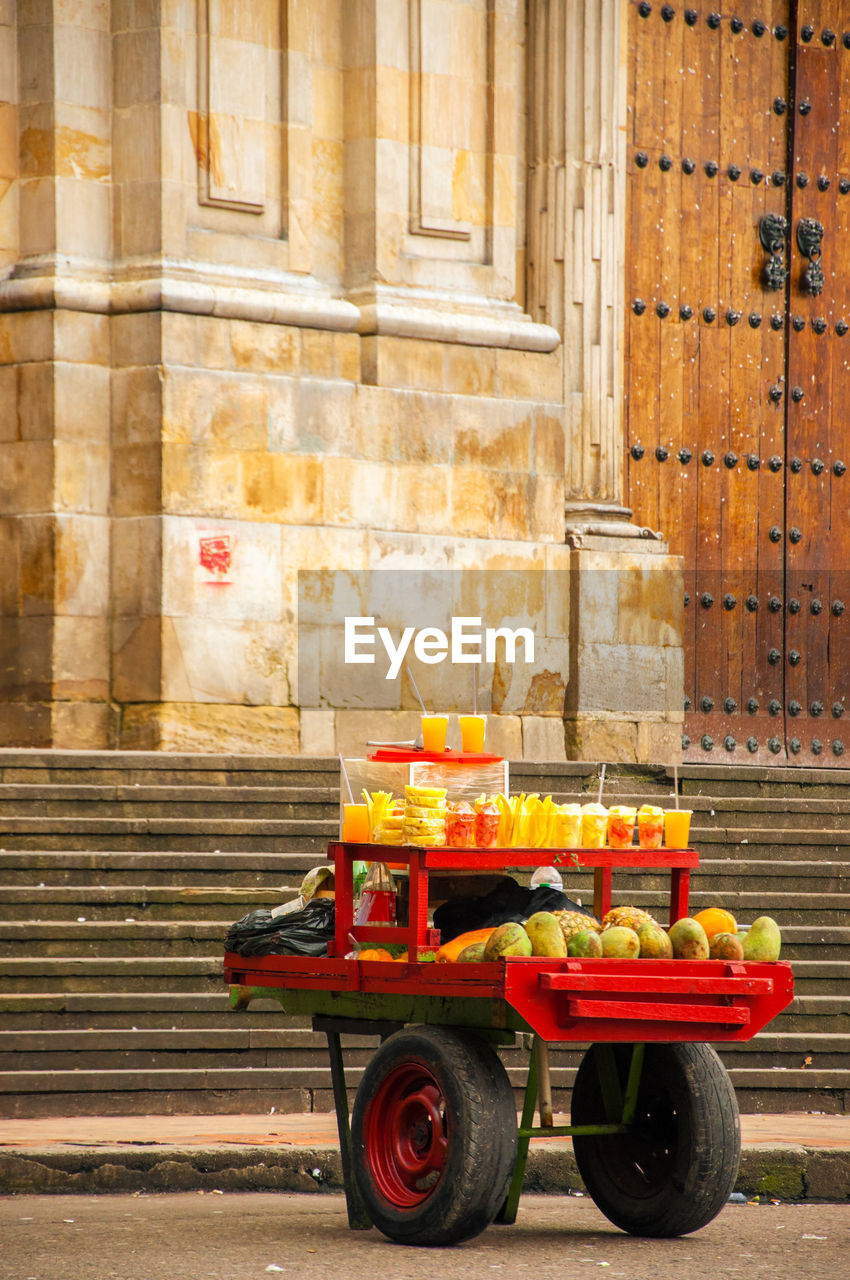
[[571, 1042, 740, 1237], [351, 1024, 517, 1246]]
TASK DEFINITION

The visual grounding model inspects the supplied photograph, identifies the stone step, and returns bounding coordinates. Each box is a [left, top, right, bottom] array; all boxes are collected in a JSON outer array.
[[0, 816, 336, 853], [0, 990, 291, 1030], [676, 764, 850, 797], [0, 953, 842, 998], [0, 784, 338, 820], [0, 921, 844, 962], [0, 751, 340, 789], [2, 1062, 847, 1119], [0, 956, 223, 993], [3, 1025, 848, 1071], [3, 883, 843, 925], [0, 850, 318, 886], [0, 885, 295, 921], [2, 819, 847, 856]]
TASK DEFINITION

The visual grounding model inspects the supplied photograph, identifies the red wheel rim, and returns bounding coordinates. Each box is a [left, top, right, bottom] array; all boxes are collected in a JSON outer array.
[[364, 1062, 449, 1207]]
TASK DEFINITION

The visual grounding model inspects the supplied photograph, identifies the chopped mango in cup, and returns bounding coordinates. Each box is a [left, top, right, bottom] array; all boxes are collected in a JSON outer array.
[[546, 803, 582, 848], [581, 802, 609, 848]]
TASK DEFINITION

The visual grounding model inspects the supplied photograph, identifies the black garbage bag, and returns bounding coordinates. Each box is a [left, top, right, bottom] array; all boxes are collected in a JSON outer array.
[[225, 897, 335, 957], [432, 875, 592, 943]]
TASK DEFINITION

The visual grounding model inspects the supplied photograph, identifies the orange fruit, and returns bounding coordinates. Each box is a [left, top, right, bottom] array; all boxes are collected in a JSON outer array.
[[357, 948, 395, 961], [692, 907, 737, 940]]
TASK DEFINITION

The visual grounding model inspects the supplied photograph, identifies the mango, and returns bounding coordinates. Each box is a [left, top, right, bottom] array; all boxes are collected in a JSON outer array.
[[600, 926, 640, 958], [637, 921, 673, 959], [482, 921, 532, 961], [709, 931, 744, 961], [456, 941, 487, 962], [668, 917, 709, 959], [567, 928, 603, 958], [524, 911, 568, 958], [742, 916, 782, 962]]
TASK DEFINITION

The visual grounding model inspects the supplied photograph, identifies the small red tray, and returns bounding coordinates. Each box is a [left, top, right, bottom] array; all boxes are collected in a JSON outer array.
[[367, 748, 504, 763]]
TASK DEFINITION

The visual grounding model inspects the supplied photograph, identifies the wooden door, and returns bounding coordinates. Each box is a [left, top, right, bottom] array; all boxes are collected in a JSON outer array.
[[625, 0, 850, 766]]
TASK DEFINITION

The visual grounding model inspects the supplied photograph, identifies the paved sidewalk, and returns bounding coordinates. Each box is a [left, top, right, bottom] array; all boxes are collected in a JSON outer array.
[[3, 1110, 850, 1151], [2, 1112, 849, 1200]]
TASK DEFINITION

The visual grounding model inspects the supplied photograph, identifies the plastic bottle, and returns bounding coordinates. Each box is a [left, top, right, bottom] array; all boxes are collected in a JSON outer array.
[[530, 865, 564, 891], [354, 861, 397, 925]]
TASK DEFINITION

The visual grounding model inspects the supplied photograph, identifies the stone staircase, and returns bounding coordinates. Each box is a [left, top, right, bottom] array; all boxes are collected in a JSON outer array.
[[0, 751, 848, 1118]]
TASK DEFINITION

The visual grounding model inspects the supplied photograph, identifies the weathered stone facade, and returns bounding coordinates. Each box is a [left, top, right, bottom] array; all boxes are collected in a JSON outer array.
[[0, 0, 682, 761]]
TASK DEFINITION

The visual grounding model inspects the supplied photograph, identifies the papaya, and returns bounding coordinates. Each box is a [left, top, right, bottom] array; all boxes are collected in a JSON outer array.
[[742, 916, 782, 962], [668, 917, 709, 959], [435, 927, 497, 963], [709, 931, 744, 961], [637, 921, 673, 959], [600, 926, 640, 958], [482, 921, 532, 961], [524, 911, 568, 958], [567, 928, 603, 958]]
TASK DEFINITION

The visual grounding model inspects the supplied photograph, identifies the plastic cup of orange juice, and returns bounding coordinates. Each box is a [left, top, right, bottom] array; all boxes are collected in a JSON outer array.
[[421, 715, 448, 753], [664, 809, 692, 848], [342, 803, 370, 843], [459, 715, 486, 753]]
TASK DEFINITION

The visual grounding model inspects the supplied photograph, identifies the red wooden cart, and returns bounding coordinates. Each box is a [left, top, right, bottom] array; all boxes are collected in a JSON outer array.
[[225, 840, 794, 1246]]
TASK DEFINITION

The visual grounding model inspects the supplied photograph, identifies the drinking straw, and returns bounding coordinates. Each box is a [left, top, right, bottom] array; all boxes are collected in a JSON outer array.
[[673, 763, 679, 809], [339, 753, 354, 804], [596, 762, 606, 805], [473, 664, 478, 715], [407, 665, 428, 715]]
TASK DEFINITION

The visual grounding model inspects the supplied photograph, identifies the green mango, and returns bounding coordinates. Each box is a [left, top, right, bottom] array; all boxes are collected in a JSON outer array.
[[482, 921, 532, 960], [524, 911, 567, 958], [741, 916, 781, 962], [567, 928, 603, 958]]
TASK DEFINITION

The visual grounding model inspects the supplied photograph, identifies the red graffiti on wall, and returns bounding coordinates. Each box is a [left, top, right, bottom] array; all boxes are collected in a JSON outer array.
[[198, 534, 232, 580]]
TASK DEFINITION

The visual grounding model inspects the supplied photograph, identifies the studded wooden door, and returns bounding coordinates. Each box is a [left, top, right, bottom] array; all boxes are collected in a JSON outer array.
[[625, 0, 849, 766]]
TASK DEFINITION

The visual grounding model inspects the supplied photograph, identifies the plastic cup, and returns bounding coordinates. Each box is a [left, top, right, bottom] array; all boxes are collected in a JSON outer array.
[[459, 714, 486, 753], [607, 808, 637, 849], [342, 803, 370, 843], [421, 715, 448, 753], [664, 809, 693, 848], [638, 811, 664, 850], [581, 812, 608, 848]]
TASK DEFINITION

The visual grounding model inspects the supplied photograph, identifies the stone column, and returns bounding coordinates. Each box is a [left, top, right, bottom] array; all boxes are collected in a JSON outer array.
[[526, 0, 626, 512], [526, 0, 684, 762], [0, 1, 113, 747]]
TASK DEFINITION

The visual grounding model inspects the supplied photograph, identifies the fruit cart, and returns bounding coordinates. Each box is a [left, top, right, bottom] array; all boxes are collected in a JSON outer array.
[[224, 837, 794, 1246]]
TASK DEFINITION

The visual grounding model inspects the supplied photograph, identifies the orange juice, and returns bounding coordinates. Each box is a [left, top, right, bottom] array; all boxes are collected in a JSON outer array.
[[342, 803, 370, 843], [459, 715, 486, 753], [421, 715, 448, 753], [664, 809, 692, 848]]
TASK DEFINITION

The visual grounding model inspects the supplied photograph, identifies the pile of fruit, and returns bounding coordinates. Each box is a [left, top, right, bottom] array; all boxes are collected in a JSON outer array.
[[431, 905, 782, 964]]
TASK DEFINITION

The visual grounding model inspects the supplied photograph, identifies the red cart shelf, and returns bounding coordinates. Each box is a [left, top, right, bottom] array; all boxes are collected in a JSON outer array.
[[223, 840, 793, 1046]]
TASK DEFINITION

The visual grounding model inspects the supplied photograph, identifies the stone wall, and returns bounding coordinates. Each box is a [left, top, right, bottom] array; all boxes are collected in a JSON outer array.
[[0, 0, 683, 763]]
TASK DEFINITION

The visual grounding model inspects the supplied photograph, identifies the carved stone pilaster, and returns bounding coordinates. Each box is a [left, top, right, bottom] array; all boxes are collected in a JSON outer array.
[[526, 0, 627, 508]]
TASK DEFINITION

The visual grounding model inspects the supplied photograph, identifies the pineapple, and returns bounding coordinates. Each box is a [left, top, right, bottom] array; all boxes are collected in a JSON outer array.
[[601, 905, 657, 933], [553, 909, 601, 943]]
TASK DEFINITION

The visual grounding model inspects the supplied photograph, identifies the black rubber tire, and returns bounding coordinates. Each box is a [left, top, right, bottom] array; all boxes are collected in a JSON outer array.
[[351, 1024, 517, 1246], [571, 1042, 740, 1237]]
